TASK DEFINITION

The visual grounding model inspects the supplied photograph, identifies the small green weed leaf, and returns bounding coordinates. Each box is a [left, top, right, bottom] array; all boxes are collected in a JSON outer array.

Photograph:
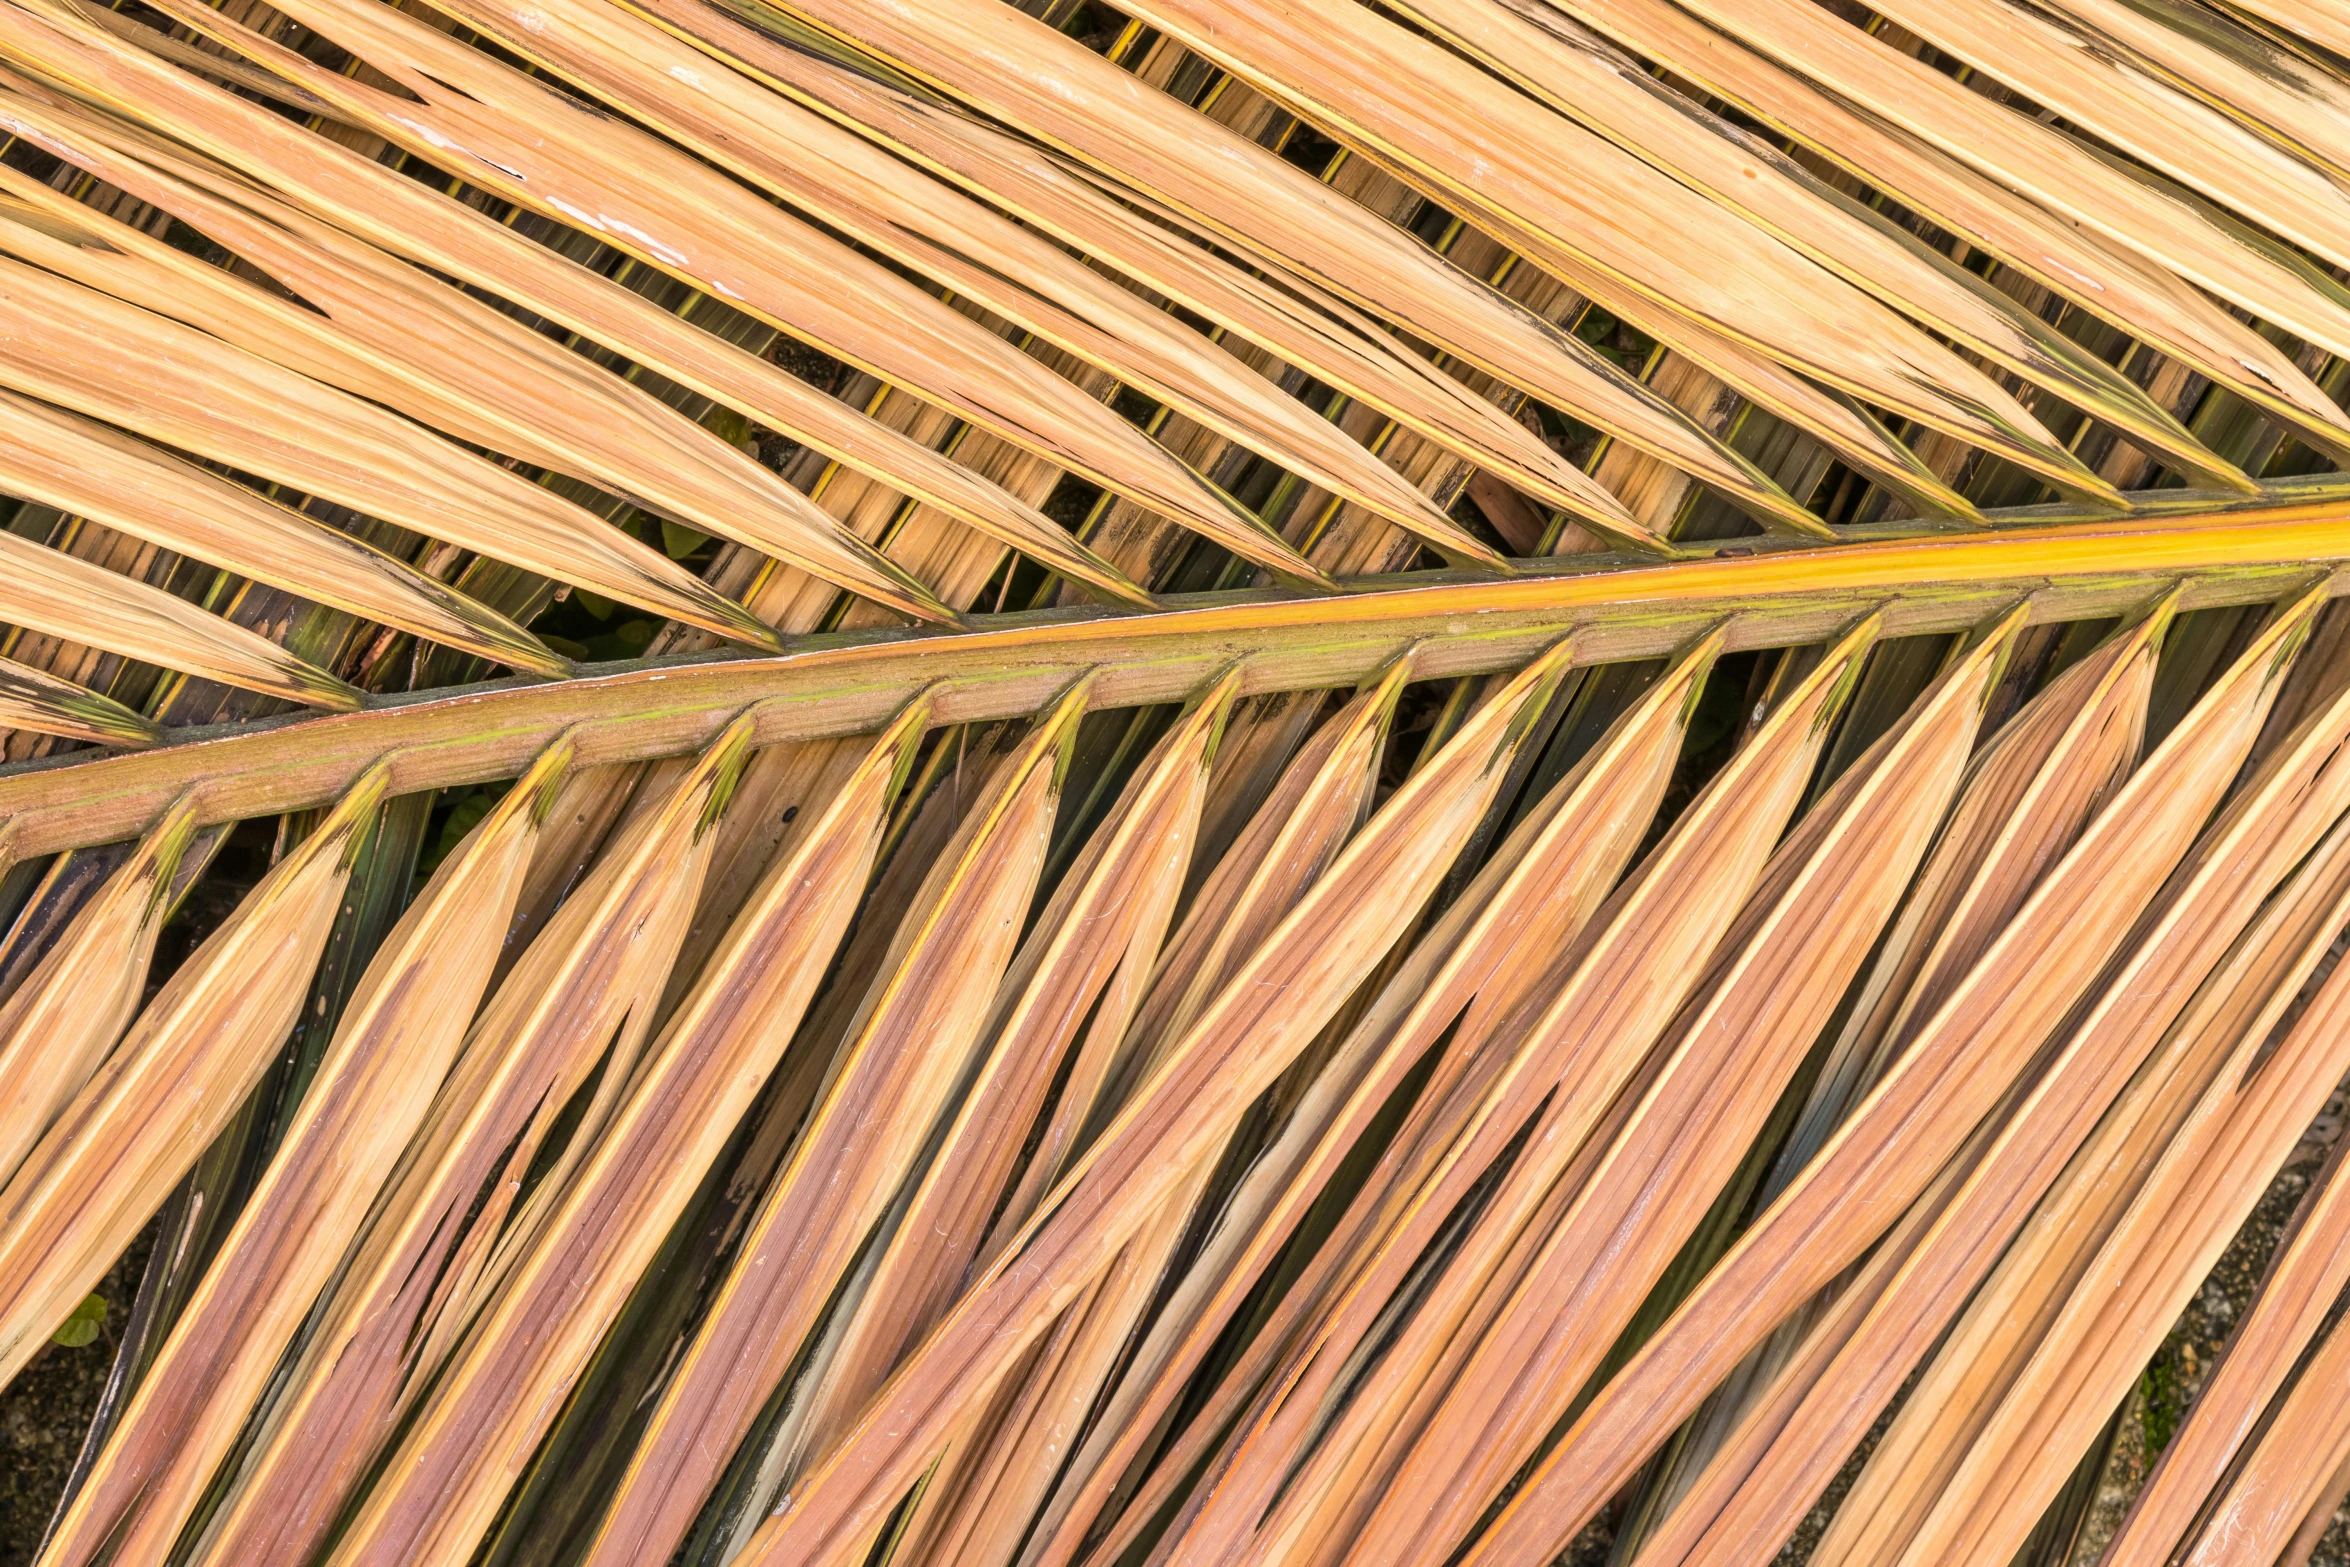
[[52, 1293, 106, 1348]]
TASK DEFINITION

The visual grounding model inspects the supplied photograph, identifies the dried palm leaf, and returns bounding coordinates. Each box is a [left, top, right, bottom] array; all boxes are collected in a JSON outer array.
[[0, 513, 360, 710], [1337, 613, 2018, 1567], [803, 675, 1240, 1441], [0, 797, 195, 1192], [577, 681, 1091, 1567], [0, 237, 778, 649], [0, 9, 1148, 609], [182, 720, 750, 1567], [44, 0, 1328, 590], [2222, 0, 2350, 57], [1818, 805, 2350, 1567], [729, 633, 1581, 1567], [1105, 0, 2149, 506], [1638, 617, 2350, 1567], [716, 0, 1828, 536], [1644, 0, 2350, 367], [717, 674, 1244, 1566], [1390, 0, 2350, 472], [33, 740, 575, 1567], [1024, 630, 1714, 1567], [0, 766, 386, 1386], [0, 384, 562, 677], [2029, 0, 2350, 184], [294, 0, 1507, 570], [0, 101, 976, 625], [0, 656, 158, 747], [1077, 658, 1404, 1144], [290, 706, 927, 1567], [2198, 1308, 2350, 1566], [12, 4, 2350, 1562], [1861, 0, 2350, 275], [1607, 601, 2167, 1559], [899, 658, 1432, 1567], [564, 0, 1644, 545], [1462, 581, 2335, 1567], [1168, 618, 1880, 1567], [2099, 1112, 2350, 1565]]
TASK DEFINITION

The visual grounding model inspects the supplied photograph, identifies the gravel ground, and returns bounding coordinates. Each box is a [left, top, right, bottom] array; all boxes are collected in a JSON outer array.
[[0, 1222, 155, 1566], [2068, 1097, 2350, 1567]]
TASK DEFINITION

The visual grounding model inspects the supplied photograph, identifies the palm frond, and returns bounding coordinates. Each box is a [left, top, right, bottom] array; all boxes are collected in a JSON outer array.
[[9, 0, 2350, 1563]]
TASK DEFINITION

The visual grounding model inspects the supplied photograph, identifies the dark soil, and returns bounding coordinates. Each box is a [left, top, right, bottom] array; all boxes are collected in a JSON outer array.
[[0, 1220, 157, 1565]]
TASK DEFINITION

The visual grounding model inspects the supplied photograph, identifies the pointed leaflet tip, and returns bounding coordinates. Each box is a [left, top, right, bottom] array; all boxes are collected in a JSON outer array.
[[687, 708, 767, 839], [1797, 609, 1886, 741], [282, 659, 367, 713], [1766, 508, 1840, 543], [685, 586, 789, 653], [1500, 633, 1582, 751], [1960, 600, 2034, 716], [436, 602, 574, 680], [1050, 541, 1159, 610], [2173, 449, 2262, 498], [1034, 673, 1098, 787], [2040, 445, 2135, 511], [1600, 513, 1692, 555], [134, 795, 203, 920], [869, 687, 940, 802], [0, 525, 375, 712], [1184, 663, 1248, 767], [1671, 621, 1734, 725], [2258, 576, 2337, 683], [2120, 579, 2190, 652], [51, 698, 162, 749], [0, 655, 159, 747], [1410, 507, 1517, 573], [514, 732, 582, 829], [842, 535, 964, 627], [317, 763, 394, 868], [1195, 479, 1341, 591], [1344, 646, 1422, 737], [0, 382, 577, 682]]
